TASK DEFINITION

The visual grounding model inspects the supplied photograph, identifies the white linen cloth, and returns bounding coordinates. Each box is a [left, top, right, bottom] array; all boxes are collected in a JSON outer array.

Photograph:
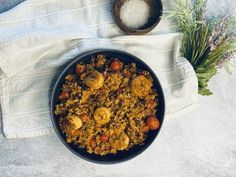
[[0, 0, 198, 138]]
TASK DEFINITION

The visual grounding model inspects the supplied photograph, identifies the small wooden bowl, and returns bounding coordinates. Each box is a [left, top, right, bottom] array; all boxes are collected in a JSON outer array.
[[113, 0, 163, 35]]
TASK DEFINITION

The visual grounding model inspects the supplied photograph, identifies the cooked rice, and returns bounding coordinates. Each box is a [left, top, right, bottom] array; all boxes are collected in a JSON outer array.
[[54, 54, 158, 156]]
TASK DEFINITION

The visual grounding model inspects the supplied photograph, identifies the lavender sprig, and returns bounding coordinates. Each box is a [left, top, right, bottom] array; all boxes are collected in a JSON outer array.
[[196, 0, 207, 21], [166, 0, 236, 95], [217, 50, 236, 69], [208, 16, 231, 51], [217, 34, 236, 68]]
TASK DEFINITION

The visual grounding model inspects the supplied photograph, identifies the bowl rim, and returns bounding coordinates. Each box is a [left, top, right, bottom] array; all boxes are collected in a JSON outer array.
[[112, 0, 163, 35], [50, 49, 165, 164]]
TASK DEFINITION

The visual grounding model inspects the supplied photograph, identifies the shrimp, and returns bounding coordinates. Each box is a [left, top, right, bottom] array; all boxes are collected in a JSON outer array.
[[93, 107, 111, 125], [61, 115, 83, 136], [131, 75, 153, 98], [84, 70, 104, 89], [110, 132, 130, 150]]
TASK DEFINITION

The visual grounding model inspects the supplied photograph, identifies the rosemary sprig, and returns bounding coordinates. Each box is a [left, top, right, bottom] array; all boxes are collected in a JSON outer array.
[[165, 0, 236, 95]]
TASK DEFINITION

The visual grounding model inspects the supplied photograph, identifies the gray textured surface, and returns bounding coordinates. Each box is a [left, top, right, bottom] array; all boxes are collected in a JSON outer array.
[[0, 0, 236, 177]]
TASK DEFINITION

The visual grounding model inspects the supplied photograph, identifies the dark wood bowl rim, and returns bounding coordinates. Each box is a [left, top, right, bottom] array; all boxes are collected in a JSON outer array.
[[113, 0, 163, 35]]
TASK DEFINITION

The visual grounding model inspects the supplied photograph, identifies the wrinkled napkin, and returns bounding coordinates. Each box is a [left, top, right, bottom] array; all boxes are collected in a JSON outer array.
[[0, 0, 198, 138]]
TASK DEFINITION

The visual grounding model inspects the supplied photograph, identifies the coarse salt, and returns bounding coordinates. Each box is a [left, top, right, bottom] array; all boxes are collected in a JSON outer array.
[[120, 0, 150, 29]]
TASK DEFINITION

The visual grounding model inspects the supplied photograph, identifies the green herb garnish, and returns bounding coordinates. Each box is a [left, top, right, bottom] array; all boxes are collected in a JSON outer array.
[[164, 0, 236, 95]]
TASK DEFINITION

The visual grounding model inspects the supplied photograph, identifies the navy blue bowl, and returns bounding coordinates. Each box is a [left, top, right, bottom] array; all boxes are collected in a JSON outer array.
[[50, 49, 165, 164]]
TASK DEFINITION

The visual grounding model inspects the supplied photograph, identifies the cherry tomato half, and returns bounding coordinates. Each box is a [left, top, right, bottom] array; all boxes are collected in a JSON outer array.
[[146, 115, 160, 130], [75, 64, 86, 75], [110, 60, 122, 71], [90, 139, 97, 149], [146, 100, 157, 110], [100, 135, 109, 142], [59, 92, 69, 100]]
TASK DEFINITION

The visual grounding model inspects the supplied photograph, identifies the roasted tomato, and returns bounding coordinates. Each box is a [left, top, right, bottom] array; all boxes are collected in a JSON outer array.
[[100, 135, 109, 142], [75, 64, 86, 75], [59, 92, 69, 100], [146, 99, 157, 110], [90, 139, 97, 149], [146, 115, 160, 130], [110, 60, 122, 71]]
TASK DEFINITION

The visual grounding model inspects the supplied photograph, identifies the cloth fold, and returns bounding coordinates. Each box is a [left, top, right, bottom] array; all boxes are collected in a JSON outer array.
[[0, 0, 198, 139]]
